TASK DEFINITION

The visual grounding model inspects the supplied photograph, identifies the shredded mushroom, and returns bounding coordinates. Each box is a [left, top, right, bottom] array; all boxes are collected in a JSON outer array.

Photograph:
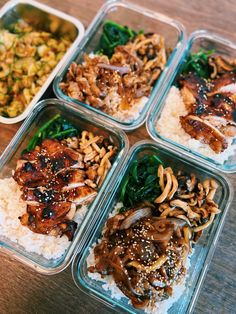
[[155, 165, 221, 232]]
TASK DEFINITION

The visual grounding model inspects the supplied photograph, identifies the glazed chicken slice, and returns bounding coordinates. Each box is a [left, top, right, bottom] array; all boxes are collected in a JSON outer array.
[[21, 187, 67, 205], [179, 73, 208, 112], [180, 115, 228, 153], [41, 139, 84, 173], [51, 168, 86, 190], [22, 171, 93, 206], [14, 139, 84, 187], [50, 149, 83, 174], [20, 202, 77, 240], [210, 70, 236, 94], [179, 72, 236, 120], [202, 93, 236, 137], [178, 71, 236, 152], [13, 161, 52, 188], [67, 186, 97, 205], [203, 115, 236, 137], [205, 93, 235, 120]]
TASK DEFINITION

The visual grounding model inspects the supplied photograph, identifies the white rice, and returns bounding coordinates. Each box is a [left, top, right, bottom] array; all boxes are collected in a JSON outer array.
[[112, 96, 149, 122], [87, 202, 192, 313], [0, 177, 88, 260], [156, 86, 236, 164]]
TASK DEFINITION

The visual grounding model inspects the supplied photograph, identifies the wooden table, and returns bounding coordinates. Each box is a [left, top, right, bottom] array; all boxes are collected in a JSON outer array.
[[0, 0, 235, 313]]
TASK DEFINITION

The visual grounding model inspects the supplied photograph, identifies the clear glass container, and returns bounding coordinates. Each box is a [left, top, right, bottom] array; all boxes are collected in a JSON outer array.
[[72, 140, 233, 314], [0, 0, 84, 124], [147, 30, 236, 173], [0, 98, 129, 274], [53, 0, 186, 131]]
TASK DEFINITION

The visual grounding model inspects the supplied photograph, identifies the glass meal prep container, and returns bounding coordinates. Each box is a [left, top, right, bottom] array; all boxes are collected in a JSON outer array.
[[72, 140, 233, 314], [0, 98, 129, 274], [53, 0, 186, 131], [147, 30, 236, 173], [0, 0, 84, 124]]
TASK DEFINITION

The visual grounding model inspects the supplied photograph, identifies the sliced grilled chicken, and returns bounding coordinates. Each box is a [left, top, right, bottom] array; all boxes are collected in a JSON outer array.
[[20, 202, 77, 239], [13, 161, 51, 188], [178, 71, 236, 153], [203, 115, 236, 137], [54, 168, 86, 191], [14, 134, 116, 240], [21, 187, 67, 205], [180, 115, 228, 153], [210, 70, 236, 94], [68, 186, 97, 205], [206, 93, 236, 121], [22, 169, 87, 205], [179, 73, 208, 112], [50, 148, 84, 173]]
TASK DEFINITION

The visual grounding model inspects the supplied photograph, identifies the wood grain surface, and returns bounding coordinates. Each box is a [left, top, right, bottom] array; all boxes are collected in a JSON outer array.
[[0, 0, 235, 313]]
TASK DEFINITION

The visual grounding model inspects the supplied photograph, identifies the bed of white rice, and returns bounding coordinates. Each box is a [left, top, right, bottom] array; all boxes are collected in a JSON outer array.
[[86, 202, 191, 314], [156, 86, 236, 164], [112, 96, 149, 122], [0, 177, 88, 260]]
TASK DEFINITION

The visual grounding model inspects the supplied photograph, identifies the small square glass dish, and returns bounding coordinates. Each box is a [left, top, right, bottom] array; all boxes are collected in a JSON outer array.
[[147, 30, 236, 173], [72, 140, 233, 314], [0, 98, 128, 274], [53, 0, 186, 131], [0, 0, 84, 124]]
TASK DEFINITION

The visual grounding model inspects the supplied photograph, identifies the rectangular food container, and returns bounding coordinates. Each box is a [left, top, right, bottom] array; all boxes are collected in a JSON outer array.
[[72, 140, 233, 314], [0, 98, 129, 274], [0, 0, 84, 124], [147, 30, 236, 173], [53, 0, 186, 131]]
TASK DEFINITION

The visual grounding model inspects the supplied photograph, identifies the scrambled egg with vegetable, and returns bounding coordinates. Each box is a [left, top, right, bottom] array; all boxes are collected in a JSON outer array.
[[0, 21, 72, 118]]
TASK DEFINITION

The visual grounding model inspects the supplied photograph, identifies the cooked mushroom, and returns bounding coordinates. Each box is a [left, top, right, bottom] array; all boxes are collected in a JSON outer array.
[[170, 199, 200, 220], [128, 255, 168, 273], [167, 173, 178, 200], [194, 207, 208, 218], [155, 170, 172, 203], [209, 56, 234, 78], [160, 204, 174, 217], [203, 179, 210, 195], [178, 193, 195, 199], [158, 164, 165, 191], [188, 198, 198, 206], [186, 174, 197, 192], [193, 213, 215, 232], [176, 215, 191, 226]]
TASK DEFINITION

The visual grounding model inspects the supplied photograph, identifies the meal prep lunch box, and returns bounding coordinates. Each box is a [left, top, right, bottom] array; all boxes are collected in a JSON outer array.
[[0, 0, 84, 124], [72, 140, 233, 314], [147, 30, 236, 173], [0, 98, 129, 274], [53, 0, 186, 131]]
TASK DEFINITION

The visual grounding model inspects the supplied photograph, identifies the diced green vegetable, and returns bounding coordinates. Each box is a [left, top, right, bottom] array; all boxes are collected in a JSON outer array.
[[119, 154, 163, 210], [25, 114, 79, 152], [181, 49, 215, 78]]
